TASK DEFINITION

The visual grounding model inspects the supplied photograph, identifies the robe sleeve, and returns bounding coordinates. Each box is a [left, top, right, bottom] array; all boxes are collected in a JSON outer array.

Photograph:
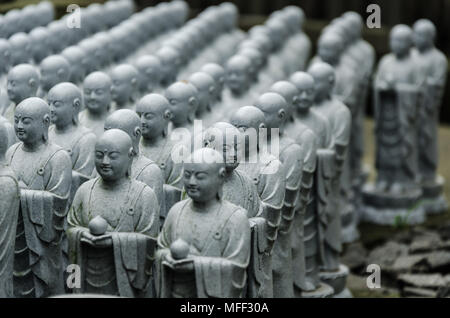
[[72, 132, 96, 178], [194, 208, 250, 298], [137, 163, 165, 217]]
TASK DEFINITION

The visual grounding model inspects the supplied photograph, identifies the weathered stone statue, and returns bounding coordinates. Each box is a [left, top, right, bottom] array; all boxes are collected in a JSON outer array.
[[6, 97, 72, 297], [308, 62, 352, 297], [363, 25, 425, 225], [156, 46, 181, 87], [110, 64, 140, 111], [188, 72, 216, 119], [230, 105, 285, 298], [104, 109, 165, 221], [48, 82, 97, 204], [9, 33, 32, 66], [61, 46, 87, 85], [413, 19, 449, 214], [136, 94, 184, 223], [79, 72, 112, 138], [67, 129, 160, 297], [134, 55, 162, 94], [0, 39, 12, 79], [156, 148, 251, 298], [3, 64, 39, 123], [254, 93, 305, 298], [0, 113, 16, 149], [29, 27, 52, 64], [164, 81, 199, 133], [0, 122, 20, 298], [200, 63, 226, 104], [202, 122, 269, 298], [38, 55, 71, 100]]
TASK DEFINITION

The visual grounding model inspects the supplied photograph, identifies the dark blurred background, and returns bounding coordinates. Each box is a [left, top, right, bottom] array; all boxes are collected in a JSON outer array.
[[2, 0, 450, 123]]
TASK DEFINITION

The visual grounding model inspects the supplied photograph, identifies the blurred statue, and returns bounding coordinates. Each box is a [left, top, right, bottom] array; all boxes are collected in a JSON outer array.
[[110, 64, 140, 111], [38, 55, 71, 100], [156, 148, 251, 298], [68, 129, 160, 297], [135, 55, 162, 94], [164, 81, 199, 133]]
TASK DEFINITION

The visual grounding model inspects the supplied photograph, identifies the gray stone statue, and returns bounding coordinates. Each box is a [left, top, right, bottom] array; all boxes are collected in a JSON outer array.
[[200, 63, 226, 104], [413, 19, 449, 214], [7, 97, 72, 297], [29, 27, 51, 64], [48, 82, 97, 204], [0, 122, 20, 298], [4, 64, 39, 123], [110, 64, 140, 111], [9, 33, 32, 66], [61, 46, 87, 85], [156, 46, 181, 87], [254, 92, 305, 298], [164, 81, 199, 133], [38, 55, 71, 100], [104, 109, 165, 221], [188, 72, 216, 119], [363, 25, 425, 225], [136, 94, 184, 224], [67, 129, 160, 297], [156, 148, 251, 298], [0, 39, 12, 77], [134, 55, 162, 94], [79, 72, 112, 138], [230, 105, 286, 298]]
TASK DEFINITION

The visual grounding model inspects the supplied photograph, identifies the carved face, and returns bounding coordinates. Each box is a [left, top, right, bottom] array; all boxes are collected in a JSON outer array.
[[296, 82, 315, 112], [413, 28, 431, 51], [7, 74, 33, 105], [83, 81, 111, 114], [111, 76, 132, 106], [183, 162, 222, 202], [318, 41, 340, 65], [40, 63, 61, 92], [95, 138, 131, 182], [226, 64, 248, 93], [136, 108, 164, 140], [390, 33, 411, 56], [140, 66, 160, 92], [48, 91, 74, 127], [14, 108, 45, 144]]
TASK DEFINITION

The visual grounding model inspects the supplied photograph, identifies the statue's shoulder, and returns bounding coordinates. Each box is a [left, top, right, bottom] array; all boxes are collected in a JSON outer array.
[[76, 178, 98, 198], [333, 97, 352, 119], [0, 166, 19, 192], [46, 142, 71, 164], [221, 200, 249, 224]]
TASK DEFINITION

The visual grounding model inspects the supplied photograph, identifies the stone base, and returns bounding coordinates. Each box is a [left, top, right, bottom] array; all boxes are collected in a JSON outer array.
[[319, 264, 349, 296], [361, 183, 426, 225], [301, 282, 334, 298], [420, 176, 448, 215], [333, 287, 353, 298]]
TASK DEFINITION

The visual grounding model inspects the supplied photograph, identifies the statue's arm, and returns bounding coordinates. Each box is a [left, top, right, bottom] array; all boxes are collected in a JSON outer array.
[[73, 132, 96, 178]]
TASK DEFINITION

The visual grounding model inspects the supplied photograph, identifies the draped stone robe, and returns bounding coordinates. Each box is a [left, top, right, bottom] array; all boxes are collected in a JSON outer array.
[[156, 199, 251, 298], [67, 178, 160, 297], [0, 165, 20, 298], [6, 142, 72, 298]]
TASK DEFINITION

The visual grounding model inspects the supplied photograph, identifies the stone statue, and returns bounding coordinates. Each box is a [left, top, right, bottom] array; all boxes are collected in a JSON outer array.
[[413, 19, 449, 214], [38, 55, 71, 100], [110, 64, 140, 111], [200, 63, 226, 104], [363, 25, 425, 225], [308, 62, 352, 296], [79, 72, 112, 138], [0, 122, 20, 298], [67, 129, 160, 297], [156, 148, 251, 298], [6, 97, 72, 297], [156, 46, 181, 87], [0, 39, 12, 78], [0, 113, 16, 149], [202, 122, 269, 298], [136, 94, 184, 223], [288, 73, 332, 149], [164, 81, 199, 133], [134, 55, 162, 94], [29, 27, 51, 64], [230, 105, 285, 298], [104, 109, 165, 221], [61, 46, 87, 85], [188, 72, 216, 119], [254, 93, 305, 298], [9, 33, 32, 66], [4, 64, 40, 123], [48, 82, 97, 204]]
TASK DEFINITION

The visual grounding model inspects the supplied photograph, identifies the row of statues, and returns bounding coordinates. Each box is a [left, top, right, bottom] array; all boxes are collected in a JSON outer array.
[[0, 0, 447, 298]]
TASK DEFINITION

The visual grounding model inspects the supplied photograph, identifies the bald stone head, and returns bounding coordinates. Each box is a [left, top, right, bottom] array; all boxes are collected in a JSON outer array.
[[188, 72, 216, 116], [183, 147, 226, 203], [290, 72, 315, 113], [201, 63, 225, 101], [136, 93, 172, 140], [318, 32, 344, 65], [238, 47, 264, 79], [226, 55, 252, 94], [0, 39, 12, 74], [7, 64, 40, 105], [390, 24, 413, 57], [135, 55, 162, 93], [105, 109, 142, 154], [156, 46, 180, 86], [62, 46, 87, 84], [48, 82, 82, 128], [14, 97, 50, 146], [413, 19, 436, 51], [307, 62, 335, 102], [342, 11, 363, 40], [39, 55, 71, 93], [204, 122, 243, 172], [110, 64, 139, 107], [254, 92, 288, 130], [230, 106, 266, 154], [95, 129, 134, 182], [83, 72, 112, 115], [165, 81, 198, 126], [269, 81, 298, 119], [29, 27, 51, 63], [9, 32, 31, 65]]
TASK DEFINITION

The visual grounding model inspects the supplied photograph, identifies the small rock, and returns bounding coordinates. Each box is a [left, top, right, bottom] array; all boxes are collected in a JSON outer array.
[[403, 286, 437, 297], [398, 273, 446, 289], [389, 254, 427, 273], [409, 231, 442, 253], [425, 251, 450, 269], [367, 241, 409, 269]]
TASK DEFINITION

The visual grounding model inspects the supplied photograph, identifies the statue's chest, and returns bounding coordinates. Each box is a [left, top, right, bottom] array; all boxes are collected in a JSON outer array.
[[11, 149, 46, 187], [88, 188, 128, 229], [223, 173, 247, 207]]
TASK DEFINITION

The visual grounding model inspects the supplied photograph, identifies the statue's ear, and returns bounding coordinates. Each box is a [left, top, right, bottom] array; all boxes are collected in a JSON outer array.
[[131, 77, 138, 87], [278, 108, 286, 119], [209, 85, 216, 95], [28, 77, 36, 88], [218, 166, 226, 179], [43, 113, 50, 126], [292, 95, 299, 104], [134, 126, 141, 138], [258, 122, 266, 130], [188, 96, 198, 108], [128, 147, 134, 159], [163, 109, 172, 120], [73, 97, 81, 109], [57, 68, 66, 78]]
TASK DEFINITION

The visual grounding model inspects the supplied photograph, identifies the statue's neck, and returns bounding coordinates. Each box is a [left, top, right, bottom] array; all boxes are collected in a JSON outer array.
[[54, 122, 76, 134], [296, 108, 310, 117], [191, 198, 221, 211], [315, 94, 331, 105], [87, 108, 108, 120], [142, 132, 166, 147], [395, 50, 410, 60], [99, 177, 130, 190], [22, 140, 47, 152], [418, 45, 434, 54]]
